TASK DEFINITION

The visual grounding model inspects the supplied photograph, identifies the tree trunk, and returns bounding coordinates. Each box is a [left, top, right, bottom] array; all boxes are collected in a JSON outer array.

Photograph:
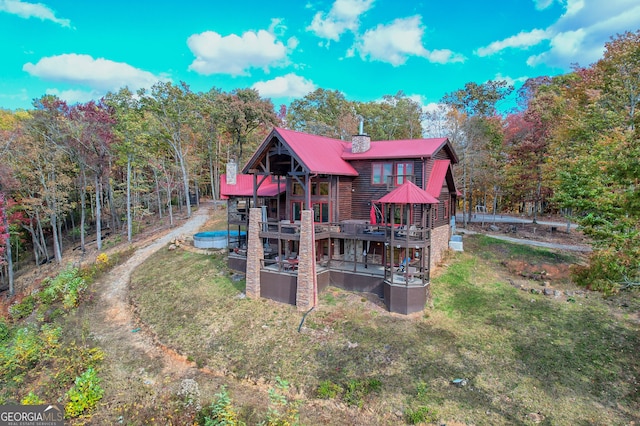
[[153, 167, 163, 218], [532, 180, 541, 224], [106, 175, 119, 233], [467, 177, 473, 222], [23, 223, 40, 266], [462, 162, 467, 228], [80, 168, 87, 252], [51, 213, 62, 264], [95, 174, 102, 251], [35, 210, 49, 262], [127, 154, 132, 242], [178, 154, 191, 217], [209, 144, 216, 199], [167, 193, 174, 227], [57, 212, 63, 257], [2, 204, 14, 295], [194, 178, 200, 207]]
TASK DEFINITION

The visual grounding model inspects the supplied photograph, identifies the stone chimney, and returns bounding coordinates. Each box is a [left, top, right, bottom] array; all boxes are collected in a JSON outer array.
[[351, 117, 371, 153], [226, 159, 237, 185]]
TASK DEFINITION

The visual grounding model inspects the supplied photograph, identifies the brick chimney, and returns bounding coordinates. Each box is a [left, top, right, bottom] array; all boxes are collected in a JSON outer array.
[[351, 118, 371, 153], [226, 159, 237, 185]]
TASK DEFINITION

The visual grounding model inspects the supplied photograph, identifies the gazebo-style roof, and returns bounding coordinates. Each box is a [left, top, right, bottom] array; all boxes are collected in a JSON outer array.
[[375, 180, 439, 205]]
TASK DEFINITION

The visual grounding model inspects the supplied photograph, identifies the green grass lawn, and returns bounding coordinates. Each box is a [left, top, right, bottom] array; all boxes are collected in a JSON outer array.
[[129, 235, 640, 425]]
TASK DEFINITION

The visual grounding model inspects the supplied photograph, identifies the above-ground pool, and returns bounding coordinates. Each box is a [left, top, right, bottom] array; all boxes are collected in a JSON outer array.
[[193, 230, 246, 249]]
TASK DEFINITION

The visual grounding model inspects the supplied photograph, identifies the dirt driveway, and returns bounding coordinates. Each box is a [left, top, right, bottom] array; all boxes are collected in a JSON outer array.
[[85, 202, 375, 424]]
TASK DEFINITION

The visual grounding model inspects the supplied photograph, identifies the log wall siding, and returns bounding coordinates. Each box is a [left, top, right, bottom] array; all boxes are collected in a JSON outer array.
[[349, 159, 424, 222], [337, 178, 353, 222], [434, 149, 450, 160]]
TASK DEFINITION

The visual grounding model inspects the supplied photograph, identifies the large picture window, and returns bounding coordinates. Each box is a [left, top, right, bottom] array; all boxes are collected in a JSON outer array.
[[395, 162, 413, 185], [313, 202, 329, 223], [311, 181, 329, 195], [372, 162, 393, 185], [292, 182, 304, 195]]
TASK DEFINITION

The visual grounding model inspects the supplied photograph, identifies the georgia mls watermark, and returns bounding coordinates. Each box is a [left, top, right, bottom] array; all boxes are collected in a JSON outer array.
[[0, 404, 64, 426]]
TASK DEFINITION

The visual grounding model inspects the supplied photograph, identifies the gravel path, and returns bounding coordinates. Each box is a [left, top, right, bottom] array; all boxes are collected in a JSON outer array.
[[92, 202, 212, 375], [460, 229, 592, 252]]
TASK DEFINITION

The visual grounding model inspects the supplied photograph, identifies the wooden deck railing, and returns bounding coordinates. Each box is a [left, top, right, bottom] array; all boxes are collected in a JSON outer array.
[[258, 220, 430, 242]]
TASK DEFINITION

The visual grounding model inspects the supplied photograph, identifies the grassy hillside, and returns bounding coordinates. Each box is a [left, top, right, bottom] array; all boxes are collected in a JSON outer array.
[[124, 235, 639, 425]]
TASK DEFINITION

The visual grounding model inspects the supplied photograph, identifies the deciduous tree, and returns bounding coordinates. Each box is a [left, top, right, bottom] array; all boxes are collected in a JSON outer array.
[[287, 88, 357, 139], [441, 80, 513, 225]]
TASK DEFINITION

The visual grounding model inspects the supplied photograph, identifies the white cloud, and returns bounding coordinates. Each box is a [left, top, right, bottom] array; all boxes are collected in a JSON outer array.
[[564, 0, 586, 16], [0, 0, 70, 27], [0, 88, 29, 102], [187, 29, 290, 76], [527, 28, 586, 66], [492, 73, 529, 87], [475, 29, 551, 56], [268, 18, 287, 36], [355, 16, 465, 66], [479, 0, 640, 69], [251, 73, 317, 98], [307, 0, 374, 41], [23, 54, 168, 91], [426, 49, 466, 64], [422, 101, 444, 114], [44, 88, 100, 104], [533, 0, 555, 10], [287, 36, 299, 50]]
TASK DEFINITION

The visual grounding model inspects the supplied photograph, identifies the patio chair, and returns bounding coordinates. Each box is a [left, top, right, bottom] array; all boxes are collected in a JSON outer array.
[[397, 257, 410, 273]]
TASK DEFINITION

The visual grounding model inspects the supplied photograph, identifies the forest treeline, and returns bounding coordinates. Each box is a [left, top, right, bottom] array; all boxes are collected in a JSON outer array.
[[0, 30, 638, 294]]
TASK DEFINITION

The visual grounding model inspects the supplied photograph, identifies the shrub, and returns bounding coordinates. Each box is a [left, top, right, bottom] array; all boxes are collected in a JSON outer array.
[[262, 377, 300, 426], [38, 266, 87, 309], [343, 378, 382, 408], [316, 380, 341, 399], [39, 278, 59, 305], [4, 326, 44, 377], [0, 317, 10, 342], [21, 391, 45, 405], [9, 295, 37, 320], [0, 324, 60, 383], [405, 406, 438, 424], [197, 386, 245, 426], [62, 275, 87, 309], [95, 253, 109, 268], [65, 368, 104, 418]]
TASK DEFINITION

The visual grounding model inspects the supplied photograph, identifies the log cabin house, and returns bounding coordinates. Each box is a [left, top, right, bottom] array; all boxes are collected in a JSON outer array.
[[220, 127, 458, 314]]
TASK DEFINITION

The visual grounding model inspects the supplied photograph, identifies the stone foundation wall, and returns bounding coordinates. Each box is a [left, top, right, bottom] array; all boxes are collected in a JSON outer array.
[[430, 224, 451, 270]]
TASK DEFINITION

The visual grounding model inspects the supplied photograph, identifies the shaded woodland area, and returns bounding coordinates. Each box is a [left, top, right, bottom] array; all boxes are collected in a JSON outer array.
[[1, 30, 638, 295]]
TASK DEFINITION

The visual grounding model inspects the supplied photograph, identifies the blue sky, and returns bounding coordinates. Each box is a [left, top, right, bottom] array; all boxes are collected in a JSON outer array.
[[1, 0, 639, 112]]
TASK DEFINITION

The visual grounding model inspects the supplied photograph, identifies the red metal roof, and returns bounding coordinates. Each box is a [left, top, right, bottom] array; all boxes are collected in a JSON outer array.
[[341, 138, 449, 160], [375, 180, 439, 204], [219, 174, 285, 199], [425, 160, 451, 197], [272, 128, 358, 176]]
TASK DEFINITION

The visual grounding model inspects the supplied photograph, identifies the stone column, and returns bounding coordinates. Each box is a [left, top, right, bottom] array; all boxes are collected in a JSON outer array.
[[296, 210, 317, 310], [430, 224, 451, 270], [245, 208, 264, 299]]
